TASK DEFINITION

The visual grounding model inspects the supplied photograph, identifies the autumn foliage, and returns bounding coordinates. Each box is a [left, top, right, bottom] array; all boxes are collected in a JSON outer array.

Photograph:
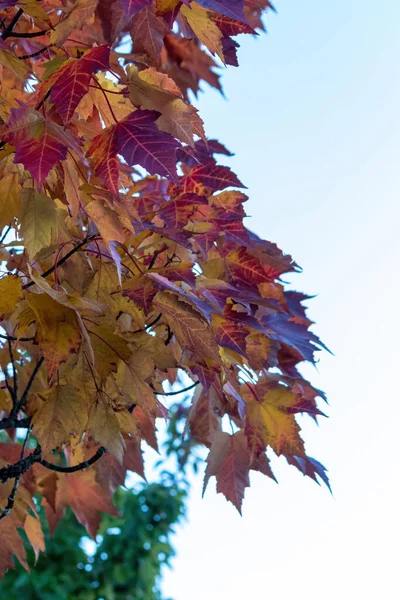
[[0, 0, 329, 580]]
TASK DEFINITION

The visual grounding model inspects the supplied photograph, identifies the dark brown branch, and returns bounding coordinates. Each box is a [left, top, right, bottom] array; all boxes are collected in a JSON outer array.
[[132, 313, 162, 334], [165, 325, 173, 346], [0, 475, 20, 520], [2, 8, 24, 41], [0, 444, 40, 484], [23, 235, 96, 290], [0, 427, 31, 520], [17, 357, 44, 411], [0, 333, 35, 342], [0, 416, 30, 430], [155, 381, 199, 396], [7, 338, 18, 405], [41, 446, 106, 473], [36, 88, 51, 112], [0, 226, 11, 244], [6, 27, 52, 39], [18, 45, 52, 60]]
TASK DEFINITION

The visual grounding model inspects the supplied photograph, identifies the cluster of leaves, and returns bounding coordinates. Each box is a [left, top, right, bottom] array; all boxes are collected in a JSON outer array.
[[0, 482, 186, 599], [0, 0, 330, 582]]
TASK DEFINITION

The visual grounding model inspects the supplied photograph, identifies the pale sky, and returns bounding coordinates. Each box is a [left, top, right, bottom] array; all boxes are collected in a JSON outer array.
[[160, 2, 400, 598]]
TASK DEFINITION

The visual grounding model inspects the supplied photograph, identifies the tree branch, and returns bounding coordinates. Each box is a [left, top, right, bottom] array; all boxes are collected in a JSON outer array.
[[7, 338, 18, 406], [18, 45, 52, 60], [0, 427, 31, 520], [23, 235, 96, 290], [17, 357, 44, 412], [0, 333, 35, 342], [0, 225, 11, 244], [155, 381, 199, 396], [41, 446, 106, 473], [0, 416, 30, 430], [0, 443, 40, 484], [2, 8, 24, 41]]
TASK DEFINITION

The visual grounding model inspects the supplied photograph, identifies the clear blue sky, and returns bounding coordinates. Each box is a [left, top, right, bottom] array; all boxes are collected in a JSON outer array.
[[160, 2, 400, 598]]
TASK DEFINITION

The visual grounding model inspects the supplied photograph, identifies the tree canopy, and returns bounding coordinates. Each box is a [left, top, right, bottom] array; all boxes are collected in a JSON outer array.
[[0, 0, 330, 581]]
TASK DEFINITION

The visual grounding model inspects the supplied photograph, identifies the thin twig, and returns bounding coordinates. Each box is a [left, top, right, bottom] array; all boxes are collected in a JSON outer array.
[[18, 357, 44, 411], [155, 381, 199, 396], [132, 313, 162, 334], [18, 45, 53, 60], [165, 325, 173, 346], [0, 333, 34, 343], [23, 235, 96, 290], [7, 27, 52, 39], [7, 338, 18, 406], [0, 226, 11, 244]]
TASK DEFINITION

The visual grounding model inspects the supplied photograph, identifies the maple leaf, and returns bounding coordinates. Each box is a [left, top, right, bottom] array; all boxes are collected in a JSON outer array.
[[87, 392, 124, 462], [20, 189, 57, 258], [119, 0, 152, 18], [32, 384, 88, 454], [131, 5, 168, 62], [0, 106, 82, 188], [196, 0, 247, 23], [0, 517, 29, 579], [24, 515, 45, 564], [56, 470, 119, 538], [154, 291, 220, 362], [87, 109, 181, 194], [0, 275, 22, 317], [25, 294, 82, 378], [126, 65, 204, 145], [244, 385, 306, 458], [188, 384, 221, 447], [180, 2, 224, 62], [181, 163, 246, 194], [203, 430, 251, 513], [42, 45, 110, 125], [51, 0, 99, 46], [0, 173, 21, 230]]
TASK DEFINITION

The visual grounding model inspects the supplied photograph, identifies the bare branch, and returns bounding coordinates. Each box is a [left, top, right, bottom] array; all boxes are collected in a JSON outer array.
[[0, 416, 30, 430], [7, 338, 18, 406], [0, 333, 35, 342], [18, 45, 52, 60], [41, 446, 106, 473], [155, 381, 199, 397], [0, 427, 31, 520], [2, 8, 24, 41], [23, 235, 97, 290], [0, 437, 39, 485], [18, 357, 44, 411]]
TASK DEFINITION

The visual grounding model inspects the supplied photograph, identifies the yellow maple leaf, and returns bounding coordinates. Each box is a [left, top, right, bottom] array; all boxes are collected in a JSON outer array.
[[32, 384, 88, 453], [181, 2, 224, 63], [0, 275, 22, 317], [24, 515, 45, 564], [126, 65, 204, 146], [26, 293, 82, 378], [87, 392, 124, 463], [0, 172, 21, 230], [245, 386, 306, 458], [20, 189, 56, 258]]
